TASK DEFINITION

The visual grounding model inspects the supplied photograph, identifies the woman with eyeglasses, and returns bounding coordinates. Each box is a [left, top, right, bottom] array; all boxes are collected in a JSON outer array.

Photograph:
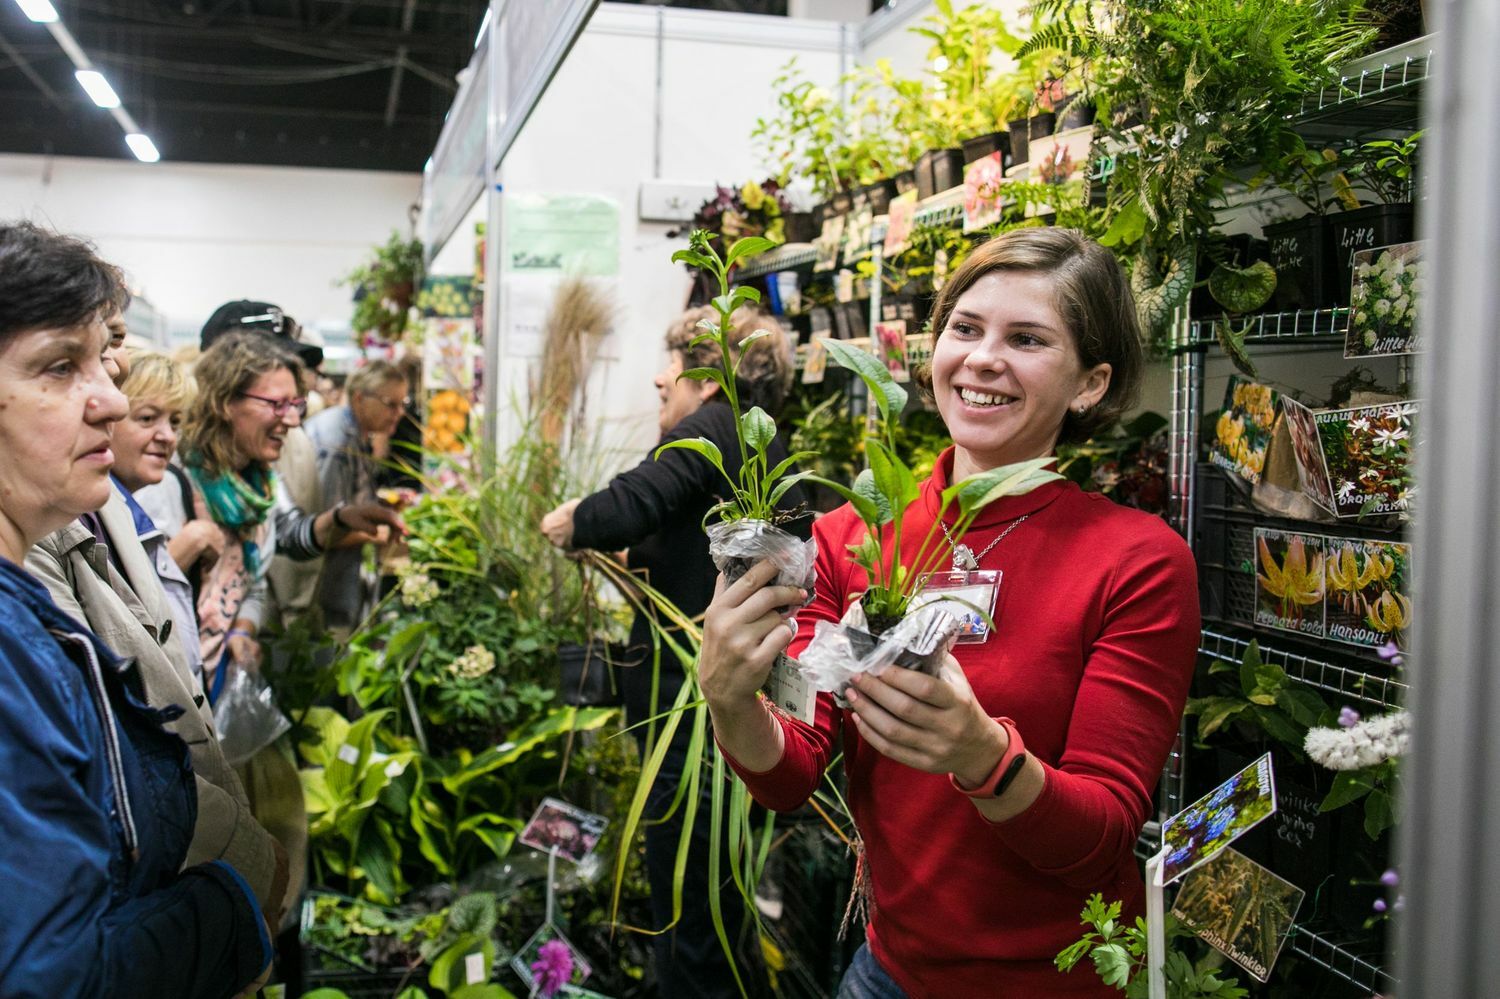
[[179, 331, 404, 680]]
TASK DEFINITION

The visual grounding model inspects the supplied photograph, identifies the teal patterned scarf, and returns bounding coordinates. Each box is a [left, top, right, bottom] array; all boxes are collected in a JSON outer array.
[[186, 460, 276, 575]]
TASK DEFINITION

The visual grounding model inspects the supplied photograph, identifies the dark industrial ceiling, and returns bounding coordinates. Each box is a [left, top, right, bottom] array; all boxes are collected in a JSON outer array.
[[0, 0, 792, 173]]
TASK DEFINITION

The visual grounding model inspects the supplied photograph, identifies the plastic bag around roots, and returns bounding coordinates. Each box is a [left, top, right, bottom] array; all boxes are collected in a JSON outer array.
[[707, 519, 817, 595], [795, 601, 964, 706], [213, 664, 292, 766]]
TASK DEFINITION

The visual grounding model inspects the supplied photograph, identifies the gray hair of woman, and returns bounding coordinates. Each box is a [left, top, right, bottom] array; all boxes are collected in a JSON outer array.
[[664, 306, 796, 416]]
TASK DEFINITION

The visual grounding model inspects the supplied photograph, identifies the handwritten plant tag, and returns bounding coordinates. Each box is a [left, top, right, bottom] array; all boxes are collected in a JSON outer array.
[[1158, 753, 1277, 886], [1346, 240, 1424, 358], [1171, 847, 1304, 983], [1254, 528, 1326, 638]]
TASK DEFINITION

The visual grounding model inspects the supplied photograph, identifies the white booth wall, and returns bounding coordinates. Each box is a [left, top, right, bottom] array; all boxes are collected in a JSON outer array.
[[0, 154, 420, 347], [437, 3, 849, 460]]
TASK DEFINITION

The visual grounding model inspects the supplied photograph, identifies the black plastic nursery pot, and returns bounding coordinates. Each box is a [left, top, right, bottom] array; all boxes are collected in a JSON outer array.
[[557, 641, 620, 707], [863, 178, 899, 216], [1262, 214, 1340, 310], [960, 130, 1009, 166], [892, 169, 918, 195], [782, 210, 818, 244], [1055, 96, 1097, 131], [916, 148, 965, 200], [829, 189, 855, 216], [1007, 113, 1057, 167], [1329, 202, 1416, 304], [844, 625, 941, 676]]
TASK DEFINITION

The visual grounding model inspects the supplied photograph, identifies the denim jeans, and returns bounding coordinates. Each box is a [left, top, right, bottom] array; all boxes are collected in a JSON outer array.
[[837, 943, 909, 999]]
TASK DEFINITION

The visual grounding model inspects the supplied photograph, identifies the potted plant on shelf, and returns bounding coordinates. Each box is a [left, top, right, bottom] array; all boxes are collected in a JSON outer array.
[[345, 229, 425, 344], [1024, 0, 1377, 348], [1328, 130, 1421, 299], [1254, 134, 1358, 310]]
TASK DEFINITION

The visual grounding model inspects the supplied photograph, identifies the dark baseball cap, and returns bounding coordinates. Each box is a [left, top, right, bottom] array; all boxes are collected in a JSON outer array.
[[200, 299, 324, 369]]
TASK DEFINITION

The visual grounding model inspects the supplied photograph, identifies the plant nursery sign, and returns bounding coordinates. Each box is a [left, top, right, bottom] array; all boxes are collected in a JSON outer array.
[[1171, 847, 1304, 983], [883, 190, 918, 256], [1024, 124, 1094, 218], [1158, 752, 1277, 886], [1252, 527, 1413, 651], [874, 320, 910, 382], [1283, 400, 1418, 518], [1209, 377, 1279, 485], [1346, 240, 1425, 358], [1280, 398, 1337, 513], [505, 193, 619, 276], [518, 797, 608, 864], [511, 922, 593, 995]]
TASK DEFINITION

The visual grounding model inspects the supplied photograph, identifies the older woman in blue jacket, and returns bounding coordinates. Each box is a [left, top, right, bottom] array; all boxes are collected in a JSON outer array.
[[0, 221, 271, 998]]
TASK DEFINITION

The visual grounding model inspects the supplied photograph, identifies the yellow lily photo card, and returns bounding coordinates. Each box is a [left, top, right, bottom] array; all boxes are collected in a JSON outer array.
[[1209, 377, 1280, 486], [1171, 846, 1305, 983], [1254, 528, 1326, 638], [1324, 538, 1412, 651]]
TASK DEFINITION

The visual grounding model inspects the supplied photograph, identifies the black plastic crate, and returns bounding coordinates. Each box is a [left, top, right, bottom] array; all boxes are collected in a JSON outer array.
[[302, 966, 430, 998]]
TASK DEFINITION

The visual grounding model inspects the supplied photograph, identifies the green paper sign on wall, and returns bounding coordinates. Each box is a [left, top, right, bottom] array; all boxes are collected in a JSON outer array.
[[505, 193, 619, 277]]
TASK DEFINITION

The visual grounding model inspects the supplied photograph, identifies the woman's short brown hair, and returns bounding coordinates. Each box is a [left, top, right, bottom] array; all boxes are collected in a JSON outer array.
[[664, 305, 795, 415], [919, 228, 1143, 446], [181, 331, 303, 477]]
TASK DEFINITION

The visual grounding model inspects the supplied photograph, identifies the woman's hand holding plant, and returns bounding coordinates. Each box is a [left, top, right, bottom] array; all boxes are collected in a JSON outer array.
[[844, 654, 1003, 783], [700, 558, 804, 773]]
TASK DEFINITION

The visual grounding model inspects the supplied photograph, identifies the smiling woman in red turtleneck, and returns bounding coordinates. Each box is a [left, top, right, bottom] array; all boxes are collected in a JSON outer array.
[[699, 227, 1199, 998]]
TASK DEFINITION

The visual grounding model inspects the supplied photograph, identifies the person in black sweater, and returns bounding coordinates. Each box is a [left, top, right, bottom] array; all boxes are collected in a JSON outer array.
[[542, 306, 807, 998]]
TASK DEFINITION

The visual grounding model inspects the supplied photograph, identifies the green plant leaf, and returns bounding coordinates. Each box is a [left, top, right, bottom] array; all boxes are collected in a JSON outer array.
[[740, 406, 776, 454], [1276, 686, 1333, 728], [1091, 941, 1133, 988], [671, 248, 714, 271], [1249, 705, 1305, 750], [1190, 697, 1248, 740], [1364, 788, 1394, 839], [679, 366, 729, 393], [296, 705, 352, 768], [866, 439, 920, 518], [946, 456, 1061, 517], [442, 706, 615, 793], [768, 469, 816, 507], [655, 437, 728, 481], [428, 933, 495, 992], [820, 337, 908, 422], [451, 985, 516, 999], [726, 235, 779, 268], [800, 473, 881, 525], [852, 468, 894, 526], [1320, 770, 1376, 812], [302, 991, 355, 999]]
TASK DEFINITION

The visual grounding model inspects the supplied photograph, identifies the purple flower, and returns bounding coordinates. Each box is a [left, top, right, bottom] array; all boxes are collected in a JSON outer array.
[[1380, 868, 1400, 886], [1373, 898, 1388, 913], [1339, 706, 1362, 728], [530, 939, 574, 998], [1377, 640, 1405, 666]]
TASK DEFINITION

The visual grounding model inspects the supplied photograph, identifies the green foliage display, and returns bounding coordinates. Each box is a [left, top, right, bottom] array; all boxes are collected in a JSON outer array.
[[1185, 641, 1336, 760], [345, 229, 425, 342], [1056, 894, 1249, 998]]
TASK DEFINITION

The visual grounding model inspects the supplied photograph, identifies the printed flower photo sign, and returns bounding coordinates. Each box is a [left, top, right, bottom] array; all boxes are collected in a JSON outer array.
[[1025, 125, 1094, 218], [1255, 528, 1326, 638], [1171, 847, 1305, 983], [1324, 539, 1411, 651], [511, 923, 593, 997], [1312, 402, 1418, 518], [883, 190, 918, 256], [1158, 753, 1277, 886], [1280, 397, 1336, 514], [962, 152, 1006, 232], [1346, 241, 1425, 358], [1209, 377, 1280, 485]]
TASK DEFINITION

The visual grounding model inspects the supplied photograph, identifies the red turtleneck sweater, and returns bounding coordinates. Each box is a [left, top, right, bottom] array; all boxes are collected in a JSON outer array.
[[723, 449, 1199, 998]]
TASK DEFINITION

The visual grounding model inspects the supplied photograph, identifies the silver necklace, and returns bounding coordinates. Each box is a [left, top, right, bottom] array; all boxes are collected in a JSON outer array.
[[940, 515, 1030, 571]]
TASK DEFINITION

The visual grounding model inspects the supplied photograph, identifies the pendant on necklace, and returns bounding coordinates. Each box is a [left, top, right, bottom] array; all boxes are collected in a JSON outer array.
[[951, 544, 978, 571]]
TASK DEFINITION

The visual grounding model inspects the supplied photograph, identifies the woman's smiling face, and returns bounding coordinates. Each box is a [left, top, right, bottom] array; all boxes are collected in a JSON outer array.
[[0, 316, 129, 555], [932, 270, 1111, 476], [227, 366, 301, 468], [113, 393, 182, 492]]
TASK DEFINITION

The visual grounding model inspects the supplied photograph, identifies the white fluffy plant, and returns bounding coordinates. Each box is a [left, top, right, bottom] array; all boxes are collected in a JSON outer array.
[[1305, 706, 1409, 839]]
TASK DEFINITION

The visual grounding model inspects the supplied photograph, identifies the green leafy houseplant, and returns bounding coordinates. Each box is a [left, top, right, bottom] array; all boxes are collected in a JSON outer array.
[[345, 230, 425, 343], [1184, 641, 1335, 761], [1056, 894, 1249, 998]]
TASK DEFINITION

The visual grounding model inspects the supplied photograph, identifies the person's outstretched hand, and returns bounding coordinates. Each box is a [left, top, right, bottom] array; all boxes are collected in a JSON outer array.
[[699, 558, 805, 710], [540, 498, 582, 549]]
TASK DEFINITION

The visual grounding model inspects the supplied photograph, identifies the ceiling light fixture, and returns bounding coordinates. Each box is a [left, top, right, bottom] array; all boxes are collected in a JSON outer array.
[[124, 133, 160, 163], [13, 0, 58, 23], [74, 69, 121, 108]]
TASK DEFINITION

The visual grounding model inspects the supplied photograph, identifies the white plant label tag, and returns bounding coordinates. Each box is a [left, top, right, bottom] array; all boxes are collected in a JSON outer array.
[[765, 654, 815, 724], [465, 951, 485, 984], [336, 743, 360, 765]]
